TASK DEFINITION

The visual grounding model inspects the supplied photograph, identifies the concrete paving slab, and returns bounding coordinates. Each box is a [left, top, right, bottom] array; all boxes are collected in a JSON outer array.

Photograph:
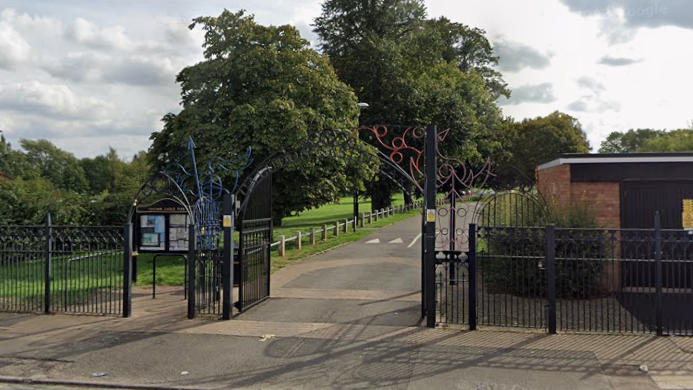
[[235, 297, 422, 327]]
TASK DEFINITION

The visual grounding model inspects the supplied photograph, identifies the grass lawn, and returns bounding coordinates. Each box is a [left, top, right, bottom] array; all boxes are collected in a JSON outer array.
[[1, 252, 124, 305], [279, 194, 406, 229], [134, 252, 186, 287]]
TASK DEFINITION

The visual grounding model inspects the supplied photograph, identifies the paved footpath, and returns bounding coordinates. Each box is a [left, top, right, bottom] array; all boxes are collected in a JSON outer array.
[[1, 216, 693, 390]]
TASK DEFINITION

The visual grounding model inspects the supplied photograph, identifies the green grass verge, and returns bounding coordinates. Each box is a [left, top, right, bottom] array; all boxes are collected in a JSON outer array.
[[274, 194, 407, 239], [1, 252, 124, 302], [134, 253, 186, 287], [272, 208, 421, 273]]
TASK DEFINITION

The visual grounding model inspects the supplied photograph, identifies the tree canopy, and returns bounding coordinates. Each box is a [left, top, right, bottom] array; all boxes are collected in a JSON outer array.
[[0, 137, 148, 225], [507, 111, 591, 179], [638, 129, 693, 152], [313, 0, 510, 207], [149, 10, 376, 224], [597, 129, 664, 153], [598, 128, 693, 153]]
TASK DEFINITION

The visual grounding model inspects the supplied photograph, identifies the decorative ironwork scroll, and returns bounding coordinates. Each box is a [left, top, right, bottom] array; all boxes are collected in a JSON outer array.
[[353, 125, 427, 192], [163, 137, 253, 250]]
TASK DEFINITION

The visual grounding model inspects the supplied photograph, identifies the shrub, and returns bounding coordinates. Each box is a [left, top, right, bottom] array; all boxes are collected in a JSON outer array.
[[480, 199, 607, 299]]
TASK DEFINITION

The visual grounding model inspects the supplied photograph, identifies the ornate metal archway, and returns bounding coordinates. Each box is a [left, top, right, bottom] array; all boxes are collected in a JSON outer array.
[[127, 138, 253, 319]]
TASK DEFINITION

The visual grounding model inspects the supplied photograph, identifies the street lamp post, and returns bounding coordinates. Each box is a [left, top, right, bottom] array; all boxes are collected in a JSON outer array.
[[354, 102, 369, 232]]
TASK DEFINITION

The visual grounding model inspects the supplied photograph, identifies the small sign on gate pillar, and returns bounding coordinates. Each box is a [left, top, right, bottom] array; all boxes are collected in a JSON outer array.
[[426, 209, 436, 223], [684, 199, 693, 230]]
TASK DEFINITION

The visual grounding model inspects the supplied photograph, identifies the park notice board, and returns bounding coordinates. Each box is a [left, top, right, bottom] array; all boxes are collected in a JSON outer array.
[[136, 198, 190, 253]]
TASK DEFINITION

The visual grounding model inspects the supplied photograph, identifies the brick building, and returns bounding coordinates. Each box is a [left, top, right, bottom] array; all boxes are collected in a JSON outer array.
[[536, 153, 693, 229]]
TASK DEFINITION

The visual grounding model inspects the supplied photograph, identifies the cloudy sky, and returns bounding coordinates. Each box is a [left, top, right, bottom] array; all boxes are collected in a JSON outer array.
[[0, 0, 691, 158]]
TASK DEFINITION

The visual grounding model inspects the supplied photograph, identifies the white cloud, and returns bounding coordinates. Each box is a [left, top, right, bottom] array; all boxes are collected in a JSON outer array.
[[0, 14, 32, 69], [0, 81, 114, 120], [500, 83, 558, 105], [105, 56, 177, 86], [598, 56, 642, 66], [160, 16, 195, 46], [43, 53, 177, 87], [493, 39, 554, 72], [576, 76, 606, 93], [1, 8, 62, 35], [65, 17, 132, 51]]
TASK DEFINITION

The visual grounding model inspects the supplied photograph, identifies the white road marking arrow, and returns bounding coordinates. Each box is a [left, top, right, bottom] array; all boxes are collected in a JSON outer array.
[[366, 238, 380, 244], [389, 238, 404, 244], [408, 233, 422, 248]]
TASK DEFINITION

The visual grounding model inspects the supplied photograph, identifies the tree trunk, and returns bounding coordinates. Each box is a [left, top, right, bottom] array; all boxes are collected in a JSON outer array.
[[370, 179, 393, 211], [403, 187, 413, 204], [272, 212, 283, 227]]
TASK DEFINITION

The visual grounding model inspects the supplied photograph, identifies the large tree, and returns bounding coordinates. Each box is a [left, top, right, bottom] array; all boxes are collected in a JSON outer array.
[[0, 177, 86, 225], [80, 147, 124, 195], [313, 1, 509, 208], [20, 139, 88, 194], [508, 111, 591, 180], [598, 129, 664, 153], [638, 129, 693, 152], [0, 135, 148, 225], [0, 135, 39, 180], [149, 10, 375, 224]]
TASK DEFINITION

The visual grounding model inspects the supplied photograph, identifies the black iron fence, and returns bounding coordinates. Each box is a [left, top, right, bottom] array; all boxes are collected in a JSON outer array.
[[437, 214, 693, 336], [0, 218, 130, 317]]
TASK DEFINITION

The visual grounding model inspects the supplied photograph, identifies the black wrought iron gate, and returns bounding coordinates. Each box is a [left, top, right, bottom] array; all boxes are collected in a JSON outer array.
[[237, 168, 273, 312]]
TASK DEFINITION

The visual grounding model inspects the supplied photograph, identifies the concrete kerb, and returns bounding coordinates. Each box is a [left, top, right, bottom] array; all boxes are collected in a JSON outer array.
[[0, 376, 210, 390]]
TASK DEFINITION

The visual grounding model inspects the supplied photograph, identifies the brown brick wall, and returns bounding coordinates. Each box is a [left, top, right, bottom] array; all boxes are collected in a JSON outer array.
[[537, 165, 621, 229], [536, 165, 571, 212], [571, 182, 621, 229], [538, 165, 622, 291]]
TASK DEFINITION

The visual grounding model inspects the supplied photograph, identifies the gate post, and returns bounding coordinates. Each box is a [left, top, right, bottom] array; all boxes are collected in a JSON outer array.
[[44, 214, 52, 314], [546, 224, 557, 334], [222, 194, 234, 320], [421, 215, 426, 318], [468, 223, 477, 330], [187, 224, 196, 319], [425, 125, 437, 328], [122, 223, 133, 318], [655, 211, 663, 336]]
